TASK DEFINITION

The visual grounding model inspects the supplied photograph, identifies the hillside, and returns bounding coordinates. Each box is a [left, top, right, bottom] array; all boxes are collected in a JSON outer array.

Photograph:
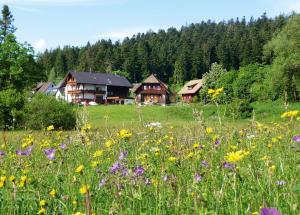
[[37, 13, 289, 84]]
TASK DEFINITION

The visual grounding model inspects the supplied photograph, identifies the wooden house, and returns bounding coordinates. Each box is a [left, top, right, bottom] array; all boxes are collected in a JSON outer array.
[[133, 74, 170, 105], [57, 71, 132, 105], [178, 79, 203, 102]]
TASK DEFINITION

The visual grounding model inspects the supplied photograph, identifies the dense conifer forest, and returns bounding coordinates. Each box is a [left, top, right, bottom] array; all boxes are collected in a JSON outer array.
[[37, 13, 289, 84]]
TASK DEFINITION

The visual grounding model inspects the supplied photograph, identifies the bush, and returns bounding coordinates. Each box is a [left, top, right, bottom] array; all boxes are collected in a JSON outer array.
[[24, 94, 76, 130], [227, 99, 253, 119], [0, 89, 25, 129]]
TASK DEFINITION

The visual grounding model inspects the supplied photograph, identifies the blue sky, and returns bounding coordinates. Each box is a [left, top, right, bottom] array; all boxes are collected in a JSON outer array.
[[1, 0, 299, 53]]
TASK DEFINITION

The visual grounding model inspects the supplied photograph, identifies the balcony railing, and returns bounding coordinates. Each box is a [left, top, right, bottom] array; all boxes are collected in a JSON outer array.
[[67, 80, 77, 86], [140, 89, 165, 94], [68, 89, 106, 95]]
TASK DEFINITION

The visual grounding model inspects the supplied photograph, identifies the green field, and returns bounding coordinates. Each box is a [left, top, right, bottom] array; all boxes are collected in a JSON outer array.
[[86, 101, 300, 128], [1, 101, 300, 214]]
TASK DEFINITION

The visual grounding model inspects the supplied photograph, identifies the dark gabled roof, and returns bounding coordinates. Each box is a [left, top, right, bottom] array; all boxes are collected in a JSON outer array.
[[66, 71, 132, 88]]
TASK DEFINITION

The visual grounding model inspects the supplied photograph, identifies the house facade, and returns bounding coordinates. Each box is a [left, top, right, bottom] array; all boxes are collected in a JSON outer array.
[[178, 79, 203, 102], [57, 71, 132, 105], [133, 74, 170, 105]]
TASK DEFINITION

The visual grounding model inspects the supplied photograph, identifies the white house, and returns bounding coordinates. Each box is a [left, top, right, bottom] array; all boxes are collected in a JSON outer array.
[[56, 71, 132, 105]]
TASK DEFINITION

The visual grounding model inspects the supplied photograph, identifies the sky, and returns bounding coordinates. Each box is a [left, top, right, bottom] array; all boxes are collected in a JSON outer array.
[[0, 0, 299, 53]]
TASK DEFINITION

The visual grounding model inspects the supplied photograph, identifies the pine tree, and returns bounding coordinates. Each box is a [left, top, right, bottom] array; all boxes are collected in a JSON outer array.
[[0, 5, 16, 43]]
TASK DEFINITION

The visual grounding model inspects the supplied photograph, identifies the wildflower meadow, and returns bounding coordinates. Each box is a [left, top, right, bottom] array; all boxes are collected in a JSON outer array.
[[1, 109, 300, 215]]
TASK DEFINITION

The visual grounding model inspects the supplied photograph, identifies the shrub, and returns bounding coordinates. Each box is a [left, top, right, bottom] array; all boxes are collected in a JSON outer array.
[[199, 63, 227, 104], [227, 99, 253, 119], [24, 94, 76, 130], [0, 89, 25, 129]]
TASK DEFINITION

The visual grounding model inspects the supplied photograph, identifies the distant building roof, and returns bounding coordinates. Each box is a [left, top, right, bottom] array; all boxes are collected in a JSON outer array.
[[133, 74, 169, 93], [143, 74, 162, 84], [61, 71, 132, 88], [34, 82, 54, 93], [178, 79, 203, 95], [131, 83, 141, 92]]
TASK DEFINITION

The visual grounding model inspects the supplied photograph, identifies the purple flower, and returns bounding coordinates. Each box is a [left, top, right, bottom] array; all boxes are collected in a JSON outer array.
[[109, 162, 121, 174], [215, 139, 221, 145], [0, 150, 5, 156], [122, 168, 129, 176], [201, 160, 209, 168], [133, 166, 145, 177], [260, 208, 281, 215], [44, 148, 56, 160], [292, 135, 300, 142], [16, 145, 34, 156], [119, 151, 128, 160], [145, 178, 151, 185], [99, 178, 106, 187], [59, 143, 67, 150], [194, 173, 202, 183], [276, 180, 286, 186], [222, 162, 234, 169]]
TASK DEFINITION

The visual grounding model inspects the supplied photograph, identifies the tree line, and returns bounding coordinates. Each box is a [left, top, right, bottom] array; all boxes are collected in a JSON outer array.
[[37, 13, 289, 85]]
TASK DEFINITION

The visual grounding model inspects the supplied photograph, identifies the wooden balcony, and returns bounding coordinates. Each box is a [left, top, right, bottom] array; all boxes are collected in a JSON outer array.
[[67, 80, 77, 86], [140, 89, 165, 95], [68, 89, 106, 95]]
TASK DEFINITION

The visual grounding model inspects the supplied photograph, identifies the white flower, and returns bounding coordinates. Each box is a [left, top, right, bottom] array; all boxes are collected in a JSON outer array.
[[145, 122, 162, 128]]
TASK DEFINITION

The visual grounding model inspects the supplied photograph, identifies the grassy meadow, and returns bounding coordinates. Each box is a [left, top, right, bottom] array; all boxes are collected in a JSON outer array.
[[1, 101, 300, 214], [86, 100, 300, 128]]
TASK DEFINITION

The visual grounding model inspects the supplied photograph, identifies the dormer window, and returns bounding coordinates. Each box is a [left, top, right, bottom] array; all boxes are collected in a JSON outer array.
[[187, 84, 197, 90]]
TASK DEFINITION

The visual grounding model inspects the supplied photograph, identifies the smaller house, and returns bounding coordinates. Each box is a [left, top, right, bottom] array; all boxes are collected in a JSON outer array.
[[133, 74, 170, 105], [178, 79, 203, 102], [33, 82, 55, 95]]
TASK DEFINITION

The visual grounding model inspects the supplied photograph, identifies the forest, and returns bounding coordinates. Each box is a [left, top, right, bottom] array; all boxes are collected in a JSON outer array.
[[37, 13, 288, 85]]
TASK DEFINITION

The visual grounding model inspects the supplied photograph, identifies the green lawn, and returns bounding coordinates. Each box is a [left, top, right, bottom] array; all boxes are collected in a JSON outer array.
[[85, 100, 300, 129]]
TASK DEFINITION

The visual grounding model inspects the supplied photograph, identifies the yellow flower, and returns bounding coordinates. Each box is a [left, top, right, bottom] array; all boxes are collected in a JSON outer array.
[[267, 143, 273, 148], [72, 212, 85, 215], [269, 165, 276, 172], [105, 140, 114, 148], [19, 175, 27, 188], [0, 176, 6, 182], [81, 123, 91, 133], [9, 175, 15, 182], [208, 87, 224, 97], [151, 178, 158, 186], [79, 185, 89, 195], [224, 150, 246, 163], [168, 157, 176, 162], [39, 200, 47, 207], [208, 89, 215, 94], [193, 143, 200, 149], [187, 152, 194, 158], [0, 181, 4, 188], [90, 161, 100, 168], [75, 165, 84, 174], [46, 125, 54, 131], [206, 127, 213, 134], [117, 129, 132, 139], [281, 110, 299, 118], [151, 147, 160, 156], [37, 207, 46, 215], [93, 150, 103, 158], [50, 189, 56, 197]]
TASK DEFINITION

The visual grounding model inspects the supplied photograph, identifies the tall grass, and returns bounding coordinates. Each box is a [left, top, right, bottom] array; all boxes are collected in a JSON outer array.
[[1, 106, 300, 214]]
